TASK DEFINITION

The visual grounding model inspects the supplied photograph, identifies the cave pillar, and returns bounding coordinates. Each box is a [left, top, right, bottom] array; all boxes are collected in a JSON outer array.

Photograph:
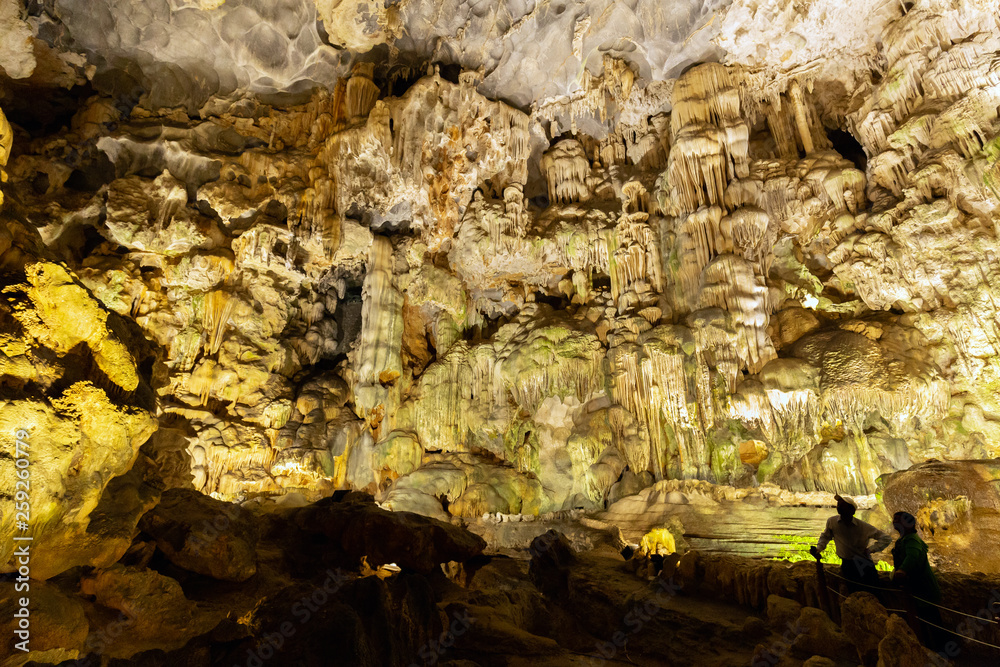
[[353, 235, 404, 439]]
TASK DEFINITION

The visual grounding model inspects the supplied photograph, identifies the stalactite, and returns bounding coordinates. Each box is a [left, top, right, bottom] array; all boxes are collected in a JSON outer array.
[[503, 184, 527, 234], [665, 63, 750, 215], [765, 96, 800, 159], [788, 81, 815, 155], [673, 205, 726, 305], [881, 8, 953, 66], [869, 149, 915, 196], [607, 325, 715, 479], [315, 71, 531, 250], [622, 181, 649, 214], [727, 206, 771, 263], [923, 33, 1000, 102], [203, 289, 234, 355], [854, 109, 897, 156], [297, 176, 337, 242], [187, 359, 240, 406], [696, 255, 776, 378], [599, 133, 628, 167], [345, 62, 380, 121], [541, 138, 591, 204]]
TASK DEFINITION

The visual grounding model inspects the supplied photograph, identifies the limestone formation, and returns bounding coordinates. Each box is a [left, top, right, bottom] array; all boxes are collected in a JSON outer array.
[[1, 0, 1000, 653], [0, 248, 157, 579], [879, 459, 1000, 572], [4, 0, 1000, 663]]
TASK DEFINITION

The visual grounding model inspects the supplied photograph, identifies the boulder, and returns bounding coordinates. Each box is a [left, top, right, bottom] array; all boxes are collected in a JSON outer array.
[[881, 460, 1000, 515], [677, 549, 701, 588], [840, 591, 890, 666], [139, 487, 259, 582], [380, 486, 450, 520], [527, 530, 576, 599], [767, 594, 803, 631], [449, 603, 563, 656], [219, 571, 443, 667], [665, 490, 689, 504], [750, 641, 799, 667], [876, 614, 929, 667], [790, 606, 856, 662], [0, 580, 88, 664], [742, 615, 768, 639], [880, 459, 1000, 573], [78, 564, 221, 659], [802, 657, 837, 667]]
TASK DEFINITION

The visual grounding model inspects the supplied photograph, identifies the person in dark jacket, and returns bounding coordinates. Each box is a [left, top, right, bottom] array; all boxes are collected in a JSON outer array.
[[891, 511, 946, 650]]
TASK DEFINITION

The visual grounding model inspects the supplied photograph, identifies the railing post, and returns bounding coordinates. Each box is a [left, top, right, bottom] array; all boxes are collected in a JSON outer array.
[[814, 555, 837, 623]]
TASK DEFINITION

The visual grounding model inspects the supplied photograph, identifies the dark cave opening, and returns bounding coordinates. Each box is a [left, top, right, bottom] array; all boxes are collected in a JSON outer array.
[[384, 64, 425, 98], [79, 224, 109, 258], [65, 151, 116, 192], [3, 82, 97, 138], [533, 292, 572, 311], [591, 275, 612, 291], [529, 194, 549, 210], [437, 63, 463, 85], [827, 128, 868, 172]]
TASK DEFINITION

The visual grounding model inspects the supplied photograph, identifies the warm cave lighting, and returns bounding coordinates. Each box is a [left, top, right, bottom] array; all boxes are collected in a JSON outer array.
[[2, 0, 1000, 664]]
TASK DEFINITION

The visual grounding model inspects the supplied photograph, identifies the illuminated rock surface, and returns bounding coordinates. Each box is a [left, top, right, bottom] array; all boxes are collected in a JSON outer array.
[[2, 0, 1000, 663], [880, 459, 1000, 574], [0, 243, 157, 579]]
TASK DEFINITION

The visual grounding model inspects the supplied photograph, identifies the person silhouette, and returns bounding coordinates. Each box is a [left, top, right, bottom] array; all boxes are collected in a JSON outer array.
[[891, 511, 946, 650], [810, 494, 891, 595]]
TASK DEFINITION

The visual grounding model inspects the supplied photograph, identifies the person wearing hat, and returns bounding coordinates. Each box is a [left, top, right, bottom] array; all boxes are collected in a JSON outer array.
[[809, 494, 892, 594], [890, 511, 945, 650]]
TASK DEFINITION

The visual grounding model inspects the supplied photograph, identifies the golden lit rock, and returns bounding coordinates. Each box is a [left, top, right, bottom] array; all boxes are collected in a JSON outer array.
[[1, 256, 156, 579]]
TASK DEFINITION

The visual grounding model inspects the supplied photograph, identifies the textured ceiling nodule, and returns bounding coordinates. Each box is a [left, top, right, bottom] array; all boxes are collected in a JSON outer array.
[[3, 0, 1000, 660]]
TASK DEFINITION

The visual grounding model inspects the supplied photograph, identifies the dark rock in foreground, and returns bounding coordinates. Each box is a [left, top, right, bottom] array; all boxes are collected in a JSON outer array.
[[269, 492, 488, 575], [139, 487, 259, 582]]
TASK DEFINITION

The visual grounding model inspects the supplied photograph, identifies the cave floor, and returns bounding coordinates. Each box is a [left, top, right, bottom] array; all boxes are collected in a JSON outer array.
[[431, 544, 778, 667]]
